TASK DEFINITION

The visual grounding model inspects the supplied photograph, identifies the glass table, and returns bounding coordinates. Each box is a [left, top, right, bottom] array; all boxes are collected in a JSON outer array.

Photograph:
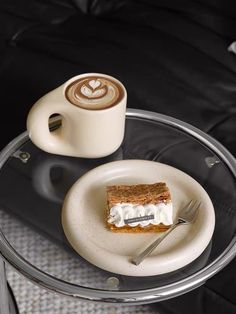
[[0, 109, 235, 309]]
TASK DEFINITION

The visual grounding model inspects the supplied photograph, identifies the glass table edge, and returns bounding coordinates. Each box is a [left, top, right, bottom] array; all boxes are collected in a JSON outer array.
[[0, 108, 235, 304]]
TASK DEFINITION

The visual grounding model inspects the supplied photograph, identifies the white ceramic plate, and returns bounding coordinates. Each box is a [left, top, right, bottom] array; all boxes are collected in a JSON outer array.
[[62, 160, 215, 276]]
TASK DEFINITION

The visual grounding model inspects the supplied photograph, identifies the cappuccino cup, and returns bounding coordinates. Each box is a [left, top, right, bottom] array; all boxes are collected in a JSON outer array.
[[27, 73, 127, 158]]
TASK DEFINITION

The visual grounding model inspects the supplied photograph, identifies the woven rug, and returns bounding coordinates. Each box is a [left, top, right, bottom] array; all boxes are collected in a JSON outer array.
[[1, 210, 159, 314]]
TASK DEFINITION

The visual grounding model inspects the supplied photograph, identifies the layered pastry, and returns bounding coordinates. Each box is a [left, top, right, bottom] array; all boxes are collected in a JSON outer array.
[[106, 183, 173, 232]]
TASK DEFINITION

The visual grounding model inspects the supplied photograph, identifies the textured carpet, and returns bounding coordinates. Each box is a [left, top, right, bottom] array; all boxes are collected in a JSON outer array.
[[0, 210, 159, 314]]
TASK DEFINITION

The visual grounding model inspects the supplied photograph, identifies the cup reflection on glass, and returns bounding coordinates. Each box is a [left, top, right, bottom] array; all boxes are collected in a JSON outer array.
[[32, 147, 123, 203]]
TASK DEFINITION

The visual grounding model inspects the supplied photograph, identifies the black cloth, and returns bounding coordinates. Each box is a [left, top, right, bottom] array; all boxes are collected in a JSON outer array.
[[0, 1, 235, 313]]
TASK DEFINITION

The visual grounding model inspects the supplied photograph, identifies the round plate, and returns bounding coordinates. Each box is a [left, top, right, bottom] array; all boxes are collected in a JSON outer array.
[[62, 160, 215, 276]]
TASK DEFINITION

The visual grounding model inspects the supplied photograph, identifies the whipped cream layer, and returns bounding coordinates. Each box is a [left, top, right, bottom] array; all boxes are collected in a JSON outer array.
[[108, 203, 173, 228]]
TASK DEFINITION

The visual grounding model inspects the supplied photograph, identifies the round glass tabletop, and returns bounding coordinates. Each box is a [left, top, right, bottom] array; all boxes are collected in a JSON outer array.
[[0, 109, 235, 304]]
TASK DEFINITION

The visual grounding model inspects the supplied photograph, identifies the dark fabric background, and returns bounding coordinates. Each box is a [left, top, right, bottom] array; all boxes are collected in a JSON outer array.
[[0, 1, 235, 313]]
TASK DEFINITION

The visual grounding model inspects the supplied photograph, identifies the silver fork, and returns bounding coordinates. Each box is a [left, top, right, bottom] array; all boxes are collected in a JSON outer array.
[[131, 200, 201, 266]]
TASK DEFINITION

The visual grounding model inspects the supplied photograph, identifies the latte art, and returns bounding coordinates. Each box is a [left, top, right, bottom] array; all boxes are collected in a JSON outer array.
[[65, 76, 123, 110], [80, 79, 108, 99]]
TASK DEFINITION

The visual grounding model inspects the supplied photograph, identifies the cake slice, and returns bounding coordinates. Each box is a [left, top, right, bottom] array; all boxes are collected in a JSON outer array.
[[106, 183, 173, 232]]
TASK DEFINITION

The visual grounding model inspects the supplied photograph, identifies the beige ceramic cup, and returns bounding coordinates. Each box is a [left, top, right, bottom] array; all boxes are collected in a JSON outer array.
[[27, 73, 127, 158]]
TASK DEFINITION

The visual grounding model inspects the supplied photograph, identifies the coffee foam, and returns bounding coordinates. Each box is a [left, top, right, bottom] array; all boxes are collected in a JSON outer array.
[[65, 76, 124, 110]]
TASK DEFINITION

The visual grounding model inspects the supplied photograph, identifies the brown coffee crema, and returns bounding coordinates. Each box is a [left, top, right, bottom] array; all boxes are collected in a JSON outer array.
[[65, 76, 124, 110]]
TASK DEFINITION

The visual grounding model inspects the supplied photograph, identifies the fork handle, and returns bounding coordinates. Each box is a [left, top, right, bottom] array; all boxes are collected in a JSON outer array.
[[131, 221, 181, 266]]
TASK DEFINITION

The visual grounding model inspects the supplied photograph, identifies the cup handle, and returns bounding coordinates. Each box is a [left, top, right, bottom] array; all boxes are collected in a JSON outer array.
[[27, 87, 72, 155]]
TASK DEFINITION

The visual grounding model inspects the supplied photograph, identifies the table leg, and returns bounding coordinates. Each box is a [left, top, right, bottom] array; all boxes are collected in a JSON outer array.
[[0, 258, 10, 314]]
